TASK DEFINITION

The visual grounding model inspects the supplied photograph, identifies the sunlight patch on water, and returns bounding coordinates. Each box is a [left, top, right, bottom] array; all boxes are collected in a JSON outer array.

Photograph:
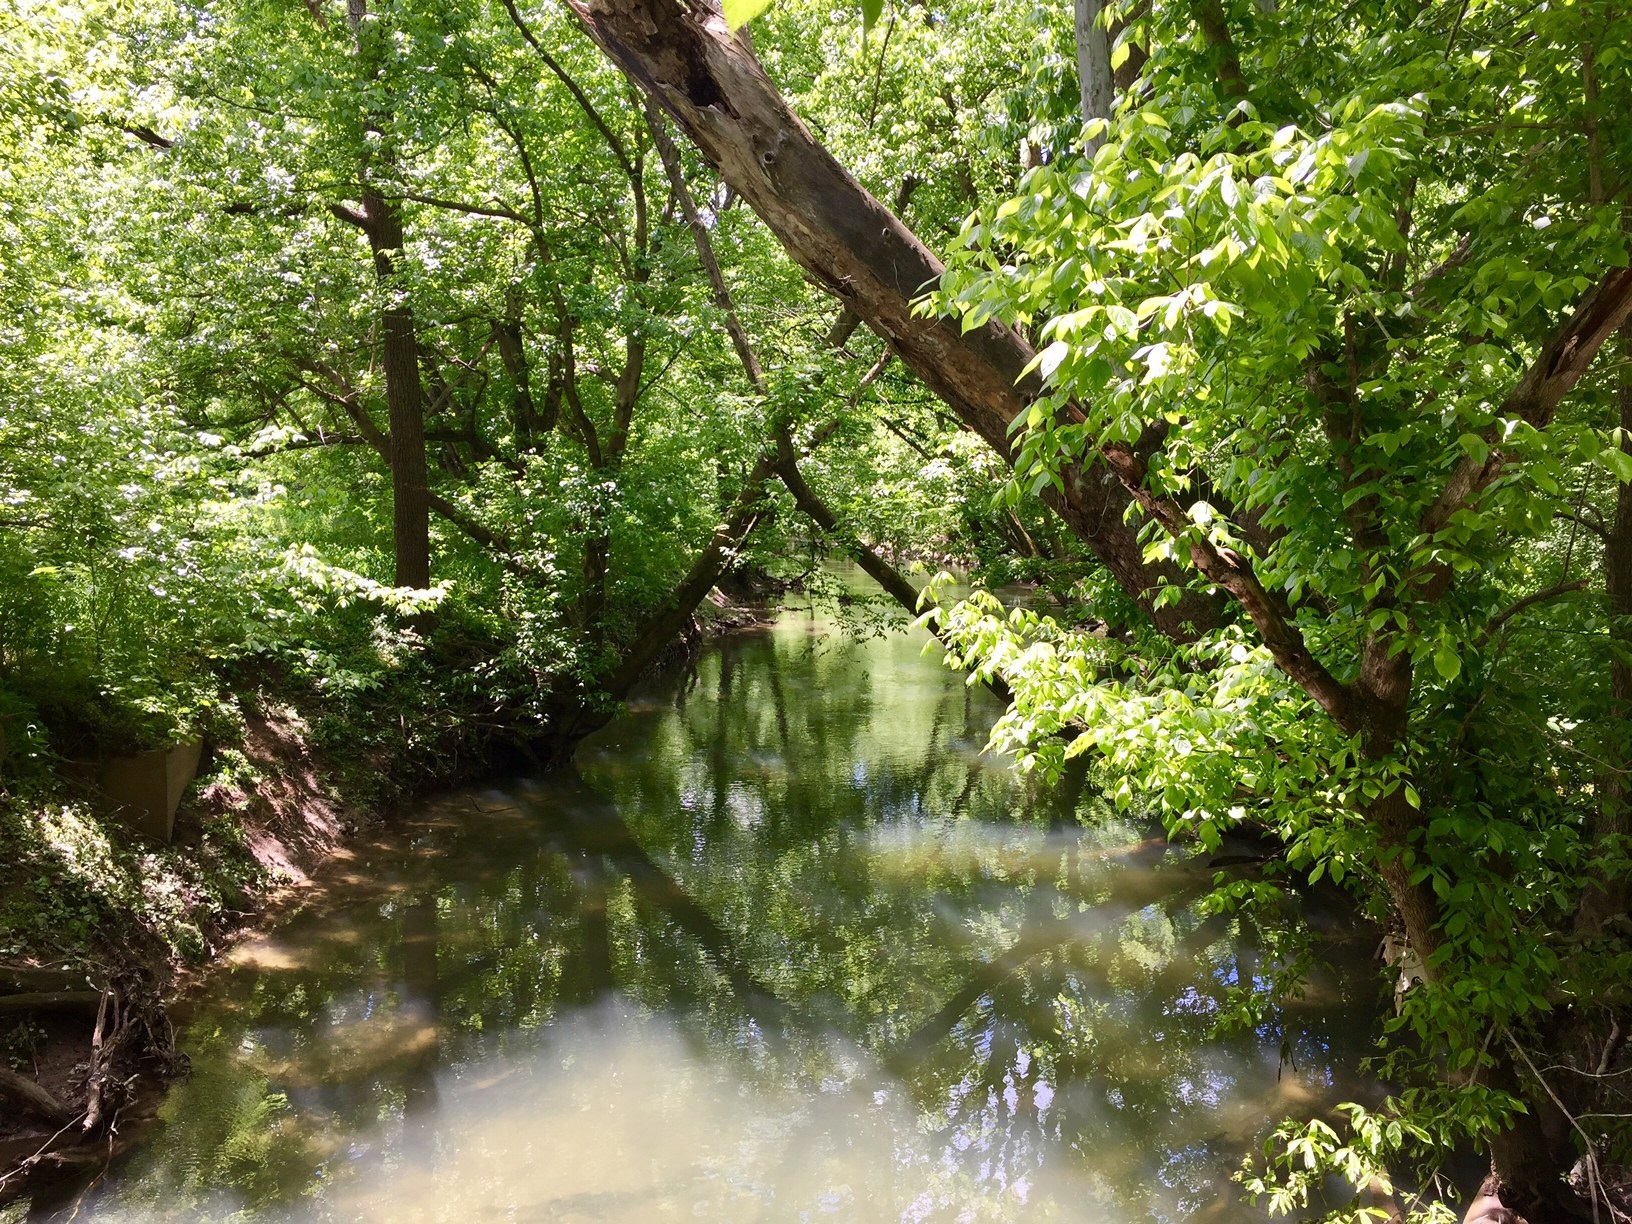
[[90, 1004, 1136, 1223]]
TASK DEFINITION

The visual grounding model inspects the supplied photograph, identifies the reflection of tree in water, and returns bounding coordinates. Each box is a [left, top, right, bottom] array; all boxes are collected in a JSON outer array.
[[81, 621, 1379, 1222], [572, 627, 1376, 1220], [94, 813, 610, 1214]]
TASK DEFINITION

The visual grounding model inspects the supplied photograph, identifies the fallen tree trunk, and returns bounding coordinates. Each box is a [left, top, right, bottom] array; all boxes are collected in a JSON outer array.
[[0, 991, 102, 1018], [0, 967, 87, 994]]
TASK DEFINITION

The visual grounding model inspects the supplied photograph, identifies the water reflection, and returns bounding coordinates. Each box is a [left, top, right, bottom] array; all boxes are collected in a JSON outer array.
[[65, 604, 1380, 1222]]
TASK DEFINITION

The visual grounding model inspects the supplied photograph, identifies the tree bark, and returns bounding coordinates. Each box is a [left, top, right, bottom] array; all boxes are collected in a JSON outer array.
[[365, 192, 434, 592], [1580, 316, 1632, 935], [0, 991, 103, 1017], [561, 4, 1632, 1212], [1074, 0, 1114, 153], [0, 1066, 74, 1126], [341, 0, 432, 591]]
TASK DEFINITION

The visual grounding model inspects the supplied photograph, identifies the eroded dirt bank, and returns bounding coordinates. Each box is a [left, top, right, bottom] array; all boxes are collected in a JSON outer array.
[[0, 591, 781, 1211], [0, 698, 385, 1205]]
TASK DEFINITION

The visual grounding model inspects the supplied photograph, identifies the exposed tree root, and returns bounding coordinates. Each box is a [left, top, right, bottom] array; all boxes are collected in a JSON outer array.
[[0, 971, 180, 1206]]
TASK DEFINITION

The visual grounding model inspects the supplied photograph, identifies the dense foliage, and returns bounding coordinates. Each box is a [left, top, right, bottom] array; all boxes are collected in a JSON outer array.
[[3, 0, 1631, 1218], [0, 0, 1012, 1051], [915, 0, 1632, 1216]]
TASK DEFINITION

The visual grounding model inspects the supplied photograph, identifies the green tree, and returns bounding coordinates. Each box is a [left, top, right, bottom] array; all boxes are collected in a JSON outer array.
[[567, 0, 1632, 1216]]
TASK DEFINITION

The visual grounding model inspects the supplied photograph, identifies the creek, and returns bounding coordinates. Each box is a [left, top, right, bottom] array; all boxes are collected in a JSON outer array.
[[59, 596, 1381, 1222]]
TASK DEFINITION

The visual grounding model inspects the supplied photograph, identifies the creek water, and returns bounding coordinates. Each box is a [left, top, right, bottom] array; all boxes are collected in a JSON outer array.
[[62, 600, 1381, 1222]]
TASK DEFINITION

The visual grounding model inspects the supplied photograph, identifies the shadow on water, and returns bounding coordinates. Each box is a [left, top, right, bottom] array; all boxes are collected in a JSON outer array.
[[49, 599, 1386, 1223]]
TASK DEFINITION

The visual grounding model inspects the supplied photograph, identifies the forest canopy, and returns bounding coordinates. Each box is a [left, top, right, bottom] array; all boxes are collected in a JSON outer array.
[[3, 0, 1632, 1218]]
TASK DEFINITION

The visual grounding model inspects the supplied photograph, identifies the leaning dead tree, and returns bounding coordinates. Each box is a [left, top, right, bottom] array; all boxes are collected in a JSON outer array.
[[564, 0, 1217, 640], [563, 4, 1632, 1217]]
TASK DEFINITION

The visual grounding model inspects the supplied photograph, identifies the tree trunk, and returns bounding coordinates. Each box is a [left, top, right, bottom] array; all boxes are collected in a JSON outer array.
[[0, 1066, 74, 1126], [0, 990, 103, 1017], [1074, 0, 1114, 153], [1481, 1048, 1590, 1221], [565, 0, 1218, 640], [344, 0, 432, 592], [1582, 317, 1632, 935], [361, 202, 432, 591], [601, 446, 782, 699], [0, 967, 86, 994], [494, 291, 544, 450]]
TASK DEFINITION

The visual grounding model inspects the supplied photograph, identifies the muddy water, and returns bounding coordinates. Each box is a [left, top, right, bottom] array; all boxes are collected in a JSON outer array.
[[66, 602, 1381, 1222]]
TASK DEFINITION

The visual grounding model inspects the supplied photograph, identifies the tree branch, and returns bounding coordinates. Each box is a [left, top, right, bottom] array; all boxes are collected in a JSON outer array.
[[293, 361, 390, 452], [1478, 579, 1590, 647], [603, 442, 782, 696], [120, 123, 173, 150], [1422, 266, 1632, 541], [393, 190, 529, 224], [1409, 232, 1475, 298], [326, 201, 370, 230], [1091, 437, 1364, 732], [775, 424, 921, 616], [499, 0, 636, 178], [556, 316, 605, 468], [565, 0, 1215, 639], [644, 97, 766, 395], [459, 54, 548, 229]]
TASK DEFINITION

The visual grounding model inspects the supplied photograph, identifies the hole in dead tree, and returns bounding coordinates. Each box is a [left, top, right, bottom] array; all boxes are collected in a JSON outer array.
[[682, 58, 724, 110]]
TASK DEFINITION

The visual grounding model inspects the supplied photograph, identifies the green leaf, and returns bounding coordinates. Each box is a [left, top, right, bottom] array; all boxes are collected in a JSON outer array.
[[722, 0, 774, 29], [1433, 643, 1461, 682], [860, 0, 885, 30], [1105, 303, 1138, 334], [1037, 340, 1069, 381], [1597, 447, 1632, 484]]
